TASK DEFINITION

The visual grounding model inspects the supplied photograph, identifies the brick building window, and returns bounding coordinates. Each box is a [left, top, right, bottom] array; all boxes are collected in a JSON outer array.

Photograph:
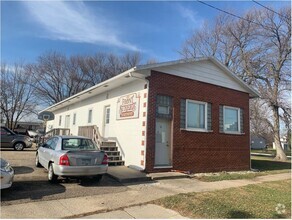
[[181, 99, 212, 131], [186, 100, 207, 131], [223, 106, 240, 133]]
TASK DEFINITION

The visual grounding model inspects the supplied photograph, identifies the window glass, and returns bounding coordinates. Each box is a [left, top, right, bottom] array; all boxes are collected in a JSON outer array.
[[62, 138, 98, 150], [186, 101, 206, 129], [59, 116, 62, 126], [105, 108, 110, 124], [73, 113, 76, 125], [224, 107, 239, 132], [44, 139, 53, 148], [158, 105, 169, 114], [49, 137, 58, 150], [88, 110, 92, 123]]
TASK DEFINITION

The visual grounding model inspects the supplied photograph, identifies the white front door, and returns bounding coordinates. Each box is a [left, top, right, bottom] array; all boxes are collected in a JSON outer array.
[[65, 115, 70, 128], [104, 106, 110, 138], [155, 118, 172, 166]]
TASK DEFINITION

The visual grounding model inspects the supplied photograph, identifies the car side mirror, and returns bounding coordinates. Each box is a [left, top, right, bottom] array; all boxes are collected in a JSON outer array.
[[40, 143, 48, 148]]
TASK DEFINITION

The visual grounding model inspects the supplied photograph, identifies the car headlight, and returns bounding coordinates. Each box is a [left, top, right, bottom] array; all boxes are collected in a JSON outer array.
[[0, 164, 13, 172]]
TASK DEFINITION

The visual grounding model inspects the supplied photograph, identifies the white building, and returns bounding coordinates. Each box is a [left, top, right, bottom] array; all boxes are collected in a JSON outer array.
[[41, 57, 258, 173]]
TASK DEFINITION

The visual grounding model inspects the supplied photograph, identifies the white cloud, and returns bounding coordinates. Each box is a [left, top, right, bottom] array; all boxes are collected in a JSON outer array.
[[22, 1, 139, 51], [176, 4, 204, 28]]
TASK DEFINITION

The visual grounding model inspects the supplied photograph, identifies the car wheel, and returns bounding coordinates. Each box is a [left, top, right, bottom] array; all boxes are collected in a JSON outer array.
[[48, 163, 58, 183], [35, 154, 42, 167], [14, 142, 24, 151], [94, 174, 103, 182]]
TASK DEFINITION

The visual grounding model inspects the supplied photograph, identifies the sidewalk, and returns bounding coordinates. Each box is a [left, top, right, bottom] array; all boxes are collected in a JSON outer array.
[[81, 204, 187, 219], [1, 172, 290, 219]]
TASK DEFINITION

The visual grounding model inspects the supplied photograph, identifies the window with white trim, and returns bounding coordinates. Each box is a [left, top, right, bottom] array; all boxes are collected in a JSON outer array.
[[223, 106, 240, 132], [186, 100, 207, 131]]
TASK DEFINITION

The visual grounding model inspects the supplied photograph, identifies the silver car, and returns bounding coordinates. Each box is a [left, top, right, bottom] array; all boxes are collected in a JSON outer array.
[[0, 158, 14, 189], [36, 136, 108, 183]]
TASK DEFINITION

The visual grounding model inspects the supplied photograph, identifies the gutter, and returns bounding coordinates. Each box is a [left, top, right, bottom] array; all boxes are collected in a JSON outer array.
[[39, 67, 137, 114]]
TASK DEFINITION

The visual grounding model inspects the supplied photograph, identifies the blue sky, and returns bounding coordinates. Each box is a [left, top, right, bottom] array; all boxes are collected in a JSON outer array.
[[1, 0, 290, 64]]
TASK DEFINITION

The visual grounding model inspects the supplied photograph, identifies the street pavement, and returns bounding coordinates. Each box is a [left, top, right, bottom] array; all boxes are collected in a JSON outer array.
[[1, 171, 290, 218]]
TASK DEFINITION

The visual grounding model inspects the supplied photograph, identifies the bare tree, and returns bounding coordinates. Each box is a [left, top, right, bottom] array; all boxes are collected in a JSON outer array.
[[181, 6, 291, 161], [279, 98, 291, 150], [26, 51, 142, 105], [26, 52, 88, 105], [250, 99, 274, 146], [0, 63, 37, 130]]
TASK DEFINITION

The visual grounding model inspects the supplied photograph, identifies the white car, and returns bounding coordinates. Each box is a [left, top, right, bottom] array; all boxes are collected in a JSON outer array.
[[0, 158, 14, 189], [36, 136, 108, 183]]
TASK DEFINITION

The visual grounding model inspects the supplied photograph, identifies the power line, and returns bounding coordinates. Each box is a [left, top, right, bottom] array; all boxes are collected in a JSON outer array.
[[252, 0, 289, 20], [196, 0, 272, 30]]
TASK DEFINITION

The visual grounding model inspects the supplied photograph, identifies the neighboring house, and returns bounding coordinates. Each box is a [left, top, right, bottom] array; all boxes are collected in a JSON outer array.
[[2, 121, 43, 131], [41, 57, 259, 173], [273, 137, 290, 151], [14, 122, 44, 136], [251, 136, 266, 149]]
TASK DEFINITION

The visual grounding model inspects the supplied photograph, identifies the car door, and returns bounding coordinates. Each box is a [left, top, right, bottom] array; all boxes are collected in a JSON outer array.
[[38, 138, 54, 169], [45, 137, 58, 165], [0, 127, 14, 148]]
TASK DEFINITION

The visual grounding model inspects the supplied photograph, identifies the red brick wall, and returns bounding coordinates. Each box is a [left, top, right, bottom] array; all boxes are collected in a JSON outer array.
[[145, 70, 250, 173]]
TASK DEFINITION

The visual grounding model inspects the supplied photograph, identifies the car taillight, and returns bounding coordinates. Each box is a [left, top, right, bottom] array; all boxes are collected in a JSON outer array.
[[59, 154, 70, 166], [102, 154, 108, 165]]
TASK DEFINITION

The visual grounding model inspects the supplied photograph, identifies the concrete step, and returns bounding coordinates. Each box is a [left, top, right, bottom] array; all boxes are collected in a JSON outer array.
[[100, 146, 118, 151], [108, 160, 125, 166], [106, 166, 152, 183], [147, 172, 189, 180], [101, 141, 116, 147], [108, 155, 122, 161], [106, 151, 120, 156]]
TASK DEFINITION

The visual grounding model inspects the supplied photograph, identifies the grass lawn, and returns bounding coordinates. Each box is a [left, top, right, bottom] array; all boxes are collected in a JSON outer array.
[[195, 156, 291, 182], [154, 180, 291, 219]]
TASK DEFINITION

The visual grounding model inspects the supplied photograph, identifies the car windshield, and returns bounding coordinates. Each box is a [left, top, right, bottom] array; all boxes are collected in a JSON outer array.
[[62, 138, 99, 151]]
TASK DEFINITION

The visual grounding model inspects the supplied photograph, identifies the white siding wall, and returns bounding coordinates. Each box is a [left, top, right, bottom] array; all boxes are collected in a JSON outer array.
[[154, 60, 248, 93], [46, 80, 147, 170]]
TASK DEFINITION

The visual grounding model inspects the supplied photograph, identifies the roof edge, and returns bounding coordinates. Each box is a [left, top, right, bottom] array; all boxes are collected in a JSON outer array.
[[39, 67, 137, 113], [40, 56, 260, 113]]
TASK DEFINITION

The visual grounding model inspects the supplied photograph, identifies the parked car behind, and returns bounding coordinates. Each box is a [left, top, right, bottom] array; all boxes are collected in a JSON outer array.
[[13, 128, 42, 143], [1, 126, 33, 151], [0, 158, 14, 189], [35, 136, 108, 183]]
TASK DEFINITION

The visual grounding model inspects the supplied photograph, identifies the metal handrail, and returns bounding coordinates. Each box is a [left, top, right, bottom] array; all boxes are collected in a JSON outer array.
[[92, 125, 104, 147]]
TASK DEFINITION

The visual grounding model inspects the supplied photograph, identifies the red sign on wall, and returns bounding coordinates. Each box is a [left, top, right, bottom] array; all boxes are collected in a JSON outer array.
[[117, 93, 140, 120]]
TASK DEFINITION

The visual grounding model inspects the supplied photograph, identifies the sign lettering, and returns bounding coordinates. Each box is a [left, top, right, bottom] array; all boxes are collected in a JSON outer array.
[[117, 93, 140, 120]]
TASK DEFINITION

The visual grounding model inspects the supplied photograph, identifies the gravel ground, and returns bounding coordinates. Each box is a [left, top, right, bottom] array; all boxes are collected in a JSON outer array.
[[0, 148, 128, 206]]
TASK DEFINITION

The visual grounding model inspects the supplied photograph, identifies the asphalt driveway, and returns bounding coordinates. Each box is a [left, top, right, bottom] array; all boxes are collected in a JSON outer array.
[[0, 148, 127, 206]]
